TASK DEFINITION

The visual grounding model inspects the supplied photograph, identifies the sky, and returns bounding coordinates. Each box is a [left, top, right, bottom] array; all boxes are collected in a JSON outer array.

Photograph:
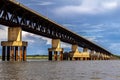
[[0, 0, 120, 55]]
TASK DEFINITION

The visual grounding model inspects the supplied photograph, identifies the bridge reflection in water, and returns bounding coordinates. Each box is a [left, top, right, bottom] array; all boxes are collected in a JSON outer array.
[[0, 0, 117, 61]]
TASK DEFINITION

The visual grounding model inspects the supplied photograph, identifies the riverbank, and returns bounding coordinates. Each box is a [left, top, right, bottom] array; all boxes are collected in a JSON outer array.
[[27, 55, 48, 59], [0, 55, 49, 60]]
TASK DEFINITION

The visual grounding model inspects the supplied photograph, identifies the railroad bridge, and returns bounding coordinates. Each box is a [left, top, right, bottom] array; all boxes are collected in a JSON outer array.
[[0, 0, 115, 61]]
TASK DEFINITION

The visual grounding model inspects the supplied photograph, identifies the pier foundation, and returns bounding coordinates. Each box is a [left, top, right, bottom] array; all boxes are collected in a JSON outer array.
[[48, 39, 63, 61], [70, 45, 90, 60], [1, 27, 27, 61]]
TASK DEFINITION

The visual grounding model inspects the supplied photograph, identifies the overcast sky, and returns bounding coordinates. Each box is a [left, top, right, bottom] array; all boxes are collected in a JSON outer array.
[[1, 0, 120, 55]]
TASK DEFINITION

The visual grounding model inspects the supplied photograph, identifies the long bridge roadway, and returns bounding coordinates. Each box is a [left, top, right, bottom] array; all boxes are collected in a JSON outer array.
[[0, 0, 115, 61]]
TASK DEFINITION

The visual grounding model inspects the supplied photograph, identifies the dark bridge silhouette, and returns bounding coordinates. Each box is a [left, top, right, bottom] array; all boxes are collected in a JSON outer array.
[[0, 0, 115, 61]]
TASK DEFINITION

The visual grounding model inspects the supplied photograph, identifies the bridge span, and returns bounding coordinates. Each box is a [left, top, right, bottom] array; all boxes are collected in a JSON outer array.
[[0, 0, 116, 61]]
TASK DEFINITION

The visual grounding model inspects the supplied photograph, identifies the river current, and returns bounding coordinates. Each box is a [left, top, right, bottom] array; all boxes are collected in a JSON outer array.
[[0, 60, 120, 80]]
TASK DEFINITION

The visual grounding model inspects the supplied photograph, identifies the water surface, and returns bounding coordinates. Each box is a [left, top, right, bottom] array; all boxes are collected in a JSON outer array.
[[0, 60, 120, 80]]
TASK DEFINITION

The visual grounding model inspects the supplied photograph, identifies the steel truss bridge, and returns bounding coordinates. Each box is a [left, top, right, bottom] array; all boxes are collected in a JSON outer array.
[[0, 0, 113, 56]]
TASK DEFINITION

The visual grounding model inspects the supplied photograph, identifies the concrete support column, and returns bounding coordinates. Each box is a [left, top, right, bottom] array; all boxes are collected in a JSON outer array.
[[102, 54, 105, 60], [60, 51, 63, 61], [54, 51, 58, 61], [23, 46, 26, 61], [10, 46, 14, 61], [110, 55, 113, 60], [15, 46, 18, 61], [70, 45, 90, 61], [80, 57, 83, 60], [71, 44, 79, 60], [101, 53, 103, 60], [90, 50, 94, 60], [7, 46, 10, 61], [72, 45, 78, 52], [19, 47, 23, 61], [96, 52, 100, 60], [1, 27, 28, 61], [101, 53, 107, 60], [48, 51, 52, 60], [2, 46, 6, 61], [106, 54, 110, 60], [83, 47, 88, 52], [48, 39, 63, 61]]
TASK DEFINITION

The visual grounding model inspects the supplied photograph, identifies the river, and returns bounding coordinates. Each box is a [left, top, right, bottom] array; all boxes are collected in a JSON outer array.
[[0, 60, 120, 80]]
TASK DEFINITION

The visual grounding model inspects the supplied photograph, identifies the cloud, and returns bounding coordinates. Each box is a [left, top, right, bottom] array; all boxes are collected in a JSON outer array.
[[83, 35, 103, 42], [81, 29, 104, 33], [79, 24, 105, 33], [22, 31, 36, 43], [37, 2, 54, 6], [109, 43, 120, 54], [25, 1, 54, 6], [39, 37, 51, 45], [0, 25, 8, 41], [61, 42, 71, 48], [22, 31, 51, 45], [102, 1, 118, 10], [62, 24, 76, 27], [54, 0, 119, 16]]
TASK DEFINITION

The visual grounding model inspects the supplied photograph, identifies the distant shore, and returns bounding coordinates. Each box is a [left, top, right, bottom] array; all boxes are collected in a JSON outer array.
[[0, 55, 49, 60], [27, 55, 48, 59]]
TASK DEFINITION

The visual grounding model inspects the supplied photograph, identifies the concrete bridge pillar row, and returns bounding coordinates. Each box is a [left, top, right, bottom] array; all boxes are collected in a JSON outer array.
[[103, 54, 107, 60], [96, 52, 101, 60], [100, 52, 104, 60], [90, 50, 95, 60], [48, 39, 63, 61], [102, 54, 105, 60], [83, 47, 88, 52], [70, 44, 79, 60], [1, 27, 28, 61], [82, 47, 89, 60], [106, 54, 110, 60]]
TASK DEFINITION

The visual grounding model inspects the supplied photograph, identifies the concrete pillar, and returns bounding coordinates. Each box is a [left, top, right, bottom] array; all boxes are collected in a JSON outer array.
[[110, 55, 113, 60], [23, 46, 26, 61], [90, 50, 94, 60], [102, 54, 105, 60], [83, 47, 88, 52], [8, 27, 22, 41], [10, 46, 14, 61], [48, 39, 63, 61], [106, 54, 110, 60], [1, 27, 28, 61], [71, 44, 79, 60], [15, 46, 18, 61], [85, 57, 88, 60], [2, 46, 6, 61], [69, 57, 72, 60], [80, 57, 83, 60], [54, 51, 58, 61], [7, 46, 10, 61], [19, 47, 23, 61], [63, 52, 69, 60], [60, 51, 63, 61], [96, 52, 100, 60], [101, 53, 104, 60], [72, 45, 78, 52], [48, 51, 52, 60]]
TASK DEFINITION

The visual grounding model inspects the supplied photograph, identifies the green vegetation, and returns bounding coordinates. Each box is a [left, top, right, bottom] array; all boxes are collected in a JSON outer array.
[[0, 55, 49, 59], [27, 55, 48, 59], [113, 54, 120, 59]]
